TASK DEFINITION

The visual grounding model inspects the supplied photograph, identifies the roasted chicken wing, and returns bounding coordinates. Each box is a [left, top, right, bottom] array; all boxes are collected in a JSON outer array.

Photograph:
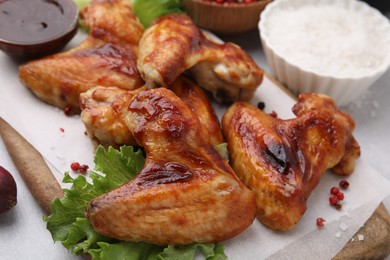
[[222, 93, 360, 230], [80, 86, 147, 147], [80, 76, 224, 148], [138, 14, 263, 104], [80, 0, 144, 48], [86, 88, 256, 245], [19, 0, 144, 112], [168, 77, 224, 146], [19, 37, 143, 112]]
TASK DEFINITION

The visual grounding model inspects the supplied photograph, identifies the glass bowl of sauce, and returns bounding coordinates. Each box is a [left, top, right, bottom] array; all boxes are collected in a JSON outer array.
[[0, 0, 79, 58]]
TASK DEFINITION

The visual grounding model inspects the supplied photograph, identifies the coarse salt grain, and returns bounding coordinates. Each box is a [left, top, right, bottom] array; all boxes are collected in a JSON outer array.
[[56, 154, 65, 160], [345, 209, 351, 218], [358, 234, 365, 241], [264, 2, 390, 78], [335, 232, 341, 238], [56, 154, 66, 165], [339, 222, 348, 232]]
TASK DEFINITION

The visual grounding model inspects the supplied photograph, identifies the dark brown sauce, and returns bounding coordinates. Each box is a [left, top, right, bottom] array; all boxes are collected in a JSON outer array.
[[0, 0, 77, 43]]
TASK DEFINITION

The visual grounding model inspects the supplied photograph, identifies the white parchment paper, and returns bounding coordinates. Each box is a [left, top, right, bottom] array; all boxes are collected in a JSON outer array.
[[0, 33, 389, 259]]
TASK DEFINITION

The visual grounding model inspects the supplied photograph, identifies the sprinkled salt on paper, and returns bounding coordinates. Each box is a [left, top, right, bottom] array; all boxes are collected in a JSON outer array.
[[339, 222, 348, 232]]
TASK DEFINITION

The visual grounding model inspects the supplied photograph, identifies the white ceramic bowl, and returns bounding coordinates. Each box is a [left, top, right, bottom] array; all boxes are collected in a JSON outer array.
[[259, 0, 390, 106]]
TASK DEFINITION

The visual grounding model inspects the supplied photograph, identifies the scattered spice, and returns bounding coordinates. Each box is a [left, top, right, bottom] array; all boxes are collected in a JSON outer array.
[[269, 110, 278, 118], [63, 106, 72, 116], [59, 127, 65, 133], [257, 101, 265, 110], [70, 162, 80, 171], [337, 191, 344, 201], [339, 180, 350, 189], [330, 186, 340, 195], [329, 194, 339, 205], [78, 164, 89, 174], [70, 162, 89, 174], [316, 217, 326, 228], [329, 184, 346, 209]]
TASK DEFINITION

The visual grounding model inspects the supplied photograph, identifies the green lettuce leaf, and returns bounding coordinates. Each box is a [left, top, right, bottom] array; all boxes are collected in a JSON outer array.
[[73, 0, 184, 28], [44, 145, 226, 260], [214, 143, 229, 162], [159, 244, 227, 260], [74, 0, 91, 10], [132, 0, 184, 27]]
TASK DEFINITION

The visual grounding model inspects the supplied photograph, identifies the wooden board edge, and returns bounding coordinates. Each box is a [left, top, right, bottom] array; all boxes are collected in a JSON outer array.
[[333, 203, 390, 259]]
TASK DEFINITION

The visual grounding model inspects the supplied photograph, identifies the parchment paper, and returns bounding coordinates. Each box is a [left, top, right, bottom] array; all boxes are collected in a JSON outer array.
[[0, 32, 389, 259]]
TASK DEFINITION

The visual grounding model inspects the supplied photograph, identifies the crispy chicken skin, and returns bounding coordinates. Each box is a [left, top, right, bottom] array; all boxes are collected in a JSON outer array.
[[80, 0, 144, 47], [138, 14, 263, 104], [86, 88, 256, 245], [80, 76, 224, 148], [168, 77, 224, 146], [19, 0, 144, 112], [19, 37, 143, 112], [80, 86, 147, 147], [222, 93, 360, 231]]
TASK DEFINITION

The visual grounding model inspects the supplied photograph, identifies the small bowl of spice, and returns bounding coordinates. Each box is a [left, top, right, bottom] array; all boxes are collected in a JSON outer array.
[[259, 0, 390, 106], [182, 0, 272, 35], [0, 0, 79, 58]]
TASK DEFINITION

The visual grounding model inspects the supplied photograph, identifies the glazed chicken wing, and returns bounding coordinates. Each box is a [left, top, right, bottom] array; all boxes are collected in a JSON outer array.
[[80, 76, 224, 148], [19, 0, 144, 112], [80, 85, 147, 147], [138, 14, 263, 104], [19, 37, 143, 112], [222, 93, 360, 230], [80, 0, 144, 47], [86, 88, 256, 245], [168, 77, 224, 146]]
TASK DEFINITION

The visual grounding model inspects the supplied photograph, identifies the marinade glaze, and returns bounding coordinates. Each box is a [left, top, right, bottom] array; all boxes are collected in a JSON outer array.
[[0, 0, 76, 43], [86, 88, 257, 245]]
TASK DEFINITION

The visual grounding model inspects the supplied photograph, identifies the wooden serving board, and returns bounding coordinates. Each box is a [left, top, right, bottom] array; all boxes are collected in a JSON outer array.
[[335, 203, 390, 259]]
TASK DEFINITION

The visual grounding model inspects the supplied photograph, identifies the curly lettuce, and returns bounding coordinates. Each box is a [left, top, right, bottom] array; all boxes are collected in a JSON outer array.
[[132, 0, 184, 27], [44, 146, 226, 260], [73, 0, 184, 28]]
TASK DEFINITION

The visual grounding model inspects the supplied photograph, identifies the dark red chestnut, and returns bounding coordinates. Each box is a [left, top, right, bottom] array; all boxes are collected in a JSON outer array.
[[0, 166, 17, 214]]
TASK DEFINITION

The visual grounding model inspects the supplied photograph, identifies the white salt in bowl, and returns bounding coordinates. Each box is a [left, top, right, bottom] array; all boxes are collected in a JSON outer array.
[[259, 0, 390, 106]]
